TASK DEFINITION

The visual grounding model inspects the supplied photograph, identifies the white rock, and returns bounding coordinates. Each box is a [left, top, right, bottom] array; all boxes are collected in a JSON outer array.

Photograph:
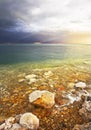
[[66, 93, 81, 104], [83, 101, 91, 112], [0, 117, 15, 130], [18, 79, 25, 83], [44, 71, 53, 78], [29, 90, 55, 108], [25, 74, 37, 80], [29, 90, 47, 103], [19, 113, 39, 130], [28, 78, 37, 85], [10, 123, 21, 130], [0, 123, 5, 130], [75, 82, 87, 89], [25, 74, 37, 84]]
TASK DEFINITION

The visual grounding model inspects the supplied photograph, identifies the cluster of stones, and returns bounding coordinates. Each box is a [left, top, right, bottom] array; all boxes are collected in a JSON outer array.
[[0, 113, 39, 130], [0, 70, 91, 130]]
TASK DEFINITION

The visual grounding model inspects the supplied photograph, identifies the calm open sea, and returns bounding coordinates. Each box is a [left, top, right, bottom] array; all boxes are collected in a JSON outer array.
[[0, 44, 91, 65]]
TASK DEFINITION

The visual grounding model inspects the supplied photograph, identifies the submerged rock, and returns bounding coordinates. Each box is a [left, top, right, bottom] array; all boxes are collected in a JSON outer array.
[[72, 123, 91, 130], [83, 100, 91, 112], [43, 71, 53, 78], [0, 117, 15, 130], [75, 82, 87, 89], [25, 74, 37, 84], [25, 74, 37, 80], [19, 113, 39, 130], [10, 123, 21, 130], [18, 79, 25, 83], [29, 90, 55, 108], [79, 96, 91, 121]]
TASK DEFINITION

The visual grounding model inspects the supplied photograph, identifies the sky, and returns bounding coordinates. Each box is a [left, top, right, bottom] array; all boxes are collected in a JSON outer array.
[[0, 0, 91, 43]]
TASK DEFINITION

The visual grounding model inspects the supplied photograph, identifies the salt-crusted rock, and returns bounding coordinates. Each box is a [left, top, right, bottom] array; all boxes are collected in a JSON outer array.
[[29, 90, 55, 108], [44, 71, 53, 78], [83, 100, 91, 112], [75, 82, 87, 89], [10, 123, 22, 130], [25, 74, 37, 84], [0, 123, 5, 130], [28, 78, 37, 85], [0, 117, 15, 130], [19, 113, 39, 130], [79, 96, 91, 120], [72, 123, 91, 130], [25, 74, 37, 80]]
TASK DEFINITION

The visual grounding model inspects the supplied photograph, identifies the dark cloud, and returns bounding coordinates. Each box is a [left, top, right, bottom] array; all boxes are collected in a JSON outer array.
[[0, 29, 64, 43], [0, 0, 90, 43], [0, 0, 42, 29]]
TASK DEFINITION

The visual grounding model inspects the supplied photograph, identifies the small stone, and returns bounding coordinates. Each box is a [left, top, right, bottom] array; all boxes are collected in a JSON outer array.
[[63, 107, 67, 111], [75, 82, 87, 89], [25, 74, 37, 84], [28, 78, 37, 85], [25, 74, 37, 80], [18, 79, 25, 83], [19, 113, 39, 130], [44, 71, 53, 78]]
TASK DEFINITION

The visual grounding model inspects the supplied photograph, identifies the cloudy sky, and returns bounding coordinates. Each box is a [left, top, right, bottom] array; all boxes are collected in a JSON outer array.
[[0, 0, 91, 43]]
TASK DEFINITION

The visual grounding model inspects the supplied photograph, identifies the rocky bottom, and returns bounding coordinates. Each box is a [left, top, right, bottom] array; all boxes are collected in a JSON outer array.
[[0, 64, 91, 130]]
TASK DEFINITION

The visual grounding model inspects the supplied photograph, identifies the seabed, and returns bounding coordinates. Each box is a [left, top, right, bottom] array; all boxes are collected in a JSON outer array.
[[0, 59, 91, 130]]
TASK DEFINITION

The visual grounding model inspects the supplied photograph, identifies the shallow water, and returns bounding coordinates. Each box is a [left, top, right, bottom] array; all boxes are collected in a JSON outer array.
[[0, 44, 91, 129]]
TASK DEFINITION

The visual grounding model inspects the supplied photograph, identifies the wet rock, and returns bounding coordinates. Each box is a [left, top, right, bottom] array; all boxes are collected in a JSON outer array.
[[25, 74, 37, 84], [72, 123, 91, 130], [10, 123, 22, 130], [29, 90, 55, 108], [87, 96, 91, 101], [19, 113, 39, 130], [83, 100, 91, 112], [79, 99, 91, 121], [66, 92, 81, 104], [43, 71, 53, 78], [75, 82, 87, 89], [18, 79, 25, 83], [0, 117, 15, 130], [25, 74, 37, 80]]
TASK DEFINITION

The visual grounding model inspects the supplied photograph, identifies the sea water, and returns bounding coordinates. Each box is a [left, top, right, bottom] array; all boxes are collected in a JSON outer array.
[[0, 43, 91, 66]]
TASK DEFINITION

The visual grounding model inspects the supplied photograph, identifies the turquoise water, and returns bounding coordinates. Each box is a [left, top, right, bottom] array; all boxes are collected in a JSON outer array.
[[0, 44, 91, 65]]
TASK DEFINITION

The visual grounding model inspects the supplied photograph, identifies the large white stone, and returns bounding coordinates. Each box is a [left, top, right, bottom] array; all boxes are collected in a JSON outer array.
[[29, 90, 46, 102], [19, 113, 39, 130], [29, 90, 55, 108]]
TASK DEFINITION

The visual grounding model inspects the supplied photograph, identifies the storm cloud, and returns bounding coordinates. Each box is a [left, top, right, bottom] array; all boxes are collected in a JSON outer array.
[[0, 0, 91, 43]]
